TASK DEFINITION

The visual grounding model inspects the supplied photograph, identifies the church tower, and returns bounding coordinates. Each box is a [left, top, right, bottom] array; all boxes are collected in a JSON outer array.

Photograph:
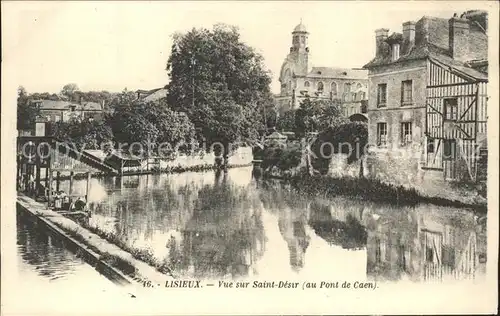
[[279, 21, 310, 97], [289, 21, 310, 76]]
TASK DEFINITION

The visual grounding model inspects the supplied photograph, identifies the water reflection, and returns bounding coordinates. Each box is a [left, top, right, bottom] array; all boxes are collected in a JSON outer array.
[[62, 167, 487, 282], [16, 213, 114, 286]]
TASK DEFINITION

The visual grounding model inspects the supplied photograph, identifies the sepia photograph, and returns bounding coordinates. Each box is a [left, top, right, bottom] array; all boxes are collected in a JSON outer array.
[[1, 1, 498, 315]]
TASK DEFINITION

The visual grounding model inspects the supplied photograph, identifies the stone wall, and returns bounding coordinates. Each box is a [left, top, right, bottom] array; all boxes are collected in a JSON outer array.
[[364, 149, 486, 205], [155, 146, 253, 170], [326, 154, 363, 178]]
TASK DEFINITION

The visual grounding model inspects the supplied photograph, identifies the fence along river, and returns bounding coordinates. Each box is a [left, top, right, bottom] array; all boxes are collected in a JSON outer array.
[[54, 166, 486, 283]]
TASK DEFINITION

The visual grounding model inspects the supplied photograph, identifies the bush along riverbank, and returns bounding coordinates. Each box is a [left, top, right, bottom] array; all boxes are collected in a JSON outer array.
[[284, 174, 487, 214]]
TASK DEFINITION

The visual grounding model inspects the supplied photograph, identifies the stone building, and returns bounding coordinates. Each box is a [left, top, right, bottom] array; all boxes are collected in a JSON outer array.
[[363, 10, 488, 183], [33, 99, 104, 123], [275, 22, 369, 121]]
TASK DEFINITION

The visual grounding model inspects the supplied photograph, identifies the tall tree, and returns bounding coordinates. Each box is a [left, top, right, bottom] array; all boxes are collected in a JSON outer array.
[[166, 24, 273, 167], [61, 83, 80, 100]]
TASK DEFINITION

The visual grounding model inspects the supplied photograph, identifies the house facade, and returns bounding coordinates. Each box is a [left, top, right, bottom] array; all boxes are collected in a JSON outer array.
[[34, 99, 104, 123], [363, 10, 488, 182], [275, 22, 369, 121]]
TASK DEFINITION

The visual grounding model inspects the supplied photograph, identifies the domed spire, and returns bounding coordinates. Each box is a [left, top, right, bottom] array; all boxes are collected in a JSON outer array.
[[293, 19, 308, 33]]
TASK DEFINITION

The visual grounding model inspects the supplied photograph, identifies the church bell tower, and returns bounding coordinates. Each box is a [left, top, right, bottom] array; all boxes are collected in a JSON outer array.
[[289, 21, 310, 76]]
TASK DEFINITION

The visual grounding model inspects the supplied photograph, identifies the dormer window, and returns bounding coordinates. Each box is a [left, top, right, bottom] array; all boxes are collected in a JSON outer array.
[[392, 43, 400, 61]]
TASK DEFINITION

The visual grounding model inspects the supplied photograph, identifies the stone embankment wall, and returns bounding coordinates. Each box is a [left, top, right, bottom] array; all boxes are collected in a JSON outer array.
[[298, 145, 486, 206], [17, 195, 172, 289], [364, 149, 486, 205], [157, 146, 253, 169]]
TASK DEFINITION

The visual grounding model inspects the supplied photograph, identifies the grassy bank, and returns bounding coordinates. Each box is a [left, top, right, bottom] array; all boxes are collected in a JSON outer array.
[[283, 174, 487, 214], [76, 220, 175, 277], [59, 225, 139, 278]]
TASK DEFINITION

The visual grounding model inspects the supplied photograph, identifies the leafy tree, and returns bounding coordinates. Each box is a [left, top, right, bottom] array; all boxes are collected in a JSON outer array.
[[294, 97, 346, 138], [17, 86, 40, 130], [166, 24, 273, 166], [107, 91, 195, 156], [61, 83, 80, 100], [49, 118, 114, 150], [276, 110, 297, 132]]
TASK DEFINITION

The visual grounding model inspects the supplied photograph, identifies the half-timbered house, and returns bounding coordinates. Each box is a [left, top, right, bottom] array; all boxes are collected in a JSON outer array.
[[364, 10, 488, 183]]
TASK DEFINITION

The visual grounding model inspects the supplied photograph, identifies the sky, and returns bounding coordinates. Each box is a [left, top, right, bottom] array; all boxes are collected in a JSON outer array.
[[2, 1, 495, 95]]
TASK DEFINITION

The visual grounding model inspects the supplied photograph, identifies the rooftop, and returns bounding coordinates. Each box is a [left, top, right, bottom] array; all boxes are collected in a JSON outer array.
[[306, 67, 368, 80], [35, 100, 103, 111], [293, 22, 308, 33], [364, 12, 488, 79]]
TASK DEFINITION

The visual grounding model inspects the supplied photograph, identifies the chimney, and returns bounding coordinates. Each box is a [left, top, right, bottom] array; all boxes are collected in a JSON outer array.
[[449, 14, 470, 61], [375, 28, 389, 58], [402, 21, 416, 54]]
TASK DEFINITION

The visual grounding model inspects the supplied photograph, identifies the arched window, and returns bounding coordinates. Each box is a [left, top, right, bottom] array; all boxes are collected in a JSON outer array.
[[317, 82, 324, 92], [284, 68, 291, 79], [331, 82, 338, 95], [356, 83, 362, 90], [344, 83, 351, 93], [304, 81, 310, 88]]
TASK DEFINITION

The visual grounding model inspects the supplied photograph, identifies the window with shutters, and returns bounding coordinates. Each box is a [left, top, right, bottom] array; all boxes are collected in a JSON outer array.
[[377, 123, 387, 147], [444, 98, 458, 121], [400, 122, 412, 146], [401, 80, 413, 105], [377, 84, 387, 107]]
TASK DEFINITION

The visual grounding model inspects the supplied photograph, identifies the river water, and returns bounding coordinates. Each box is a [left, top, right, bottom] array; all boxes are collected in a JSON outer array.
[[57, 166, 487, 283]]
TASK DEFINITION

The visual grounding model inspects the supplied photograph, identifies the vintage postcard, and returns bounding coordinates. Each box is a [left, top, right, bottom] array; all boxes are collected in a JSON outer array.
[[1, 1, 498, 315]]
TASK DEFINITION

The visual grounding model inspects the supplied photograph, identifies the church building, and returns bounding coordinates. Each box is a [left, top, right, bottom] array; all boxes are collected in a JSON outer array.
[[275, 22, 369, 121]]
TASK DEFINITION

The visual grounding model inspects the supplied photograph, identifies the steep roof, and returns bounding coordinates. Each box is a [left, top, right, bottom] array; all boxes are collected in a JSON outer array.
[[143, 88, 168, 102], [306, 67, 368, 80], [37, 100, 103, 111], [80, 101, 103, 111], [363, 14, 488, 80], [36, 100, 74, 110]]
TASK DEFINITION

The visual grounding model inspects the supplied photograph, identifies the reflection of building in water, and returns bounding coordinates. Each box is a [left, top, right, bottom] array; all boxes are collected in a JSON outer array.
[[177, 222, 264, 279], [308, 200, 367, 250], [278, 215, 310, 272], [169, 182, 266, 279], [366, 207, 484, 282]]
